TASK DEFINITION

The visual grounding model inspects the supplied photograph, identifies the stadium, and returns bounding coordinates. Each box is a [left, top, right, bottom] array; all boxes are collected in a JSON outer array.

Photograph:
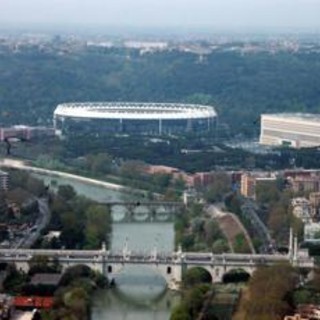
[[53, 102, 217, 136]]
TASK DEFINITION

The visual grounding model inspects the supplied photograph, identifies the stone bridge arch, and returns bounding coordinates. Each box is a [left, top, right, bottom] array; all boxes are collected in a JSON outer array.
[[110, 204, 127, 222], [109, 202, 180, 223], [58, 257, 104, 275], [182, 266, 213, 285], [223, 265, 256, 277], [222, 267, 252, 283], [185, 264, 256, 284], [186, 264, 222, 283], [103, 262, 182, 290]]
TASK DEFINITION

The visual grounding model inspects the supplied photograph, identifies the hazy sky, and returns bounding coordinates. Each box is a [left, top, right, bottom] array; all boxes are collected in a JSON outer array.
[[1, 0, 320, 30]]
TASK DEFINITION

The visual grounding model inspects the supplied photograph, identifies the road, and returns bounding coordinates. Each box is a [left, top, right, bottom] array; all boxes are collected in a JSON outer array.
[[240, 198, 273, 252], [14, 197, 51, 249]]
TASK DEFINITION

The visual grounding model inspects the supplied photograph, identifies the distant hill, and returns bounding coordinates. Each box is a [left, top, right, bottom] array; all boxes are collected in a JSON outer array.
[[0, 47, 320, 135]]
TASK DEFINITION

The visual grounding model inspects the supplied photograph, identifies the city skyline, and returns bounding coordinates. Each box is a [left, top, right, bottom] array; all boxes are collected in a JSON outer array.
[[0, 0, 320, 31]]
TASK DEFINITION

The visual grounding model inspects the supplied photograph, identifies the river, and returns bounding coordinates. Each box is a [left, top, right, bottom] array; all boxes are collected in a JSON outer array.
[[33, 173, 180, 320]]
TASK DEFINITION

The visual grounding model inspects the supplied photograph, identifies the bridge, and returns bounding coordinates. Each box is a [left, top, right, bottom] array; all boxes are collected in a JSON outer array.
[[101, 201, 183, 223], [0, 159, 184, 223], [0, 235, 314, 290]]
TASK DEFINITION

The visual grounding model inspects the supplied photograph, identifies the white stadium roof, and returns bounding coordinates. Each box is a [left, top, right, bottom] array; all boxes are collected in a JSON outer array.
[[54, 102, 217, 120]]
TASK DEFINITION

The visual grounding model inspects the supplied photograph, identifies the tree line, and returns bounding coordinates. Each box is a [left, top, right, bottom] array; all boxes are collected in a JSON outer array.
[[1, 47, 320, 137]]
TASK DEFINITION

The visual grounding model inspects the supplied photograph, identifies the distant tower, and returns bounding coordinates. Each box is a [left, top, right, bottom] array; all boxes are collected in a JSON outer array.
[[288, 228, 293, 258]]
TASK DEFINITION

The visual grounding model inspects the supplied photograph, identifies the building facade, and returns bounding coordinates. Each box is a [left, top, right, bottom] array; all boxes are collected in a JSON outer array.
[[288, 176, 320, 194], [240, 172, 277, 199], [310, 192, 320, 217], [0, 126, 54, 141], [260, 113, 320, 148], [291, 198, 312, 224]]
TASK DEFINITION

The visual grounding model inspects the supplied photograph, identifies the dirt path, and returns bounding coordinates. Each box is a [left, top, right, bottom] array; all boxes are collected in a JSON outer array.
[[207, 204, 256, 254]]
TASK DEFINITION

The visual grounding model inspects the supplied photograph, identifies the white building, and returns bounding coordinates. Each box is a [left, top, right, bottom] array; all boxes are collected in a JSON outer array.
[[291, 197, 312, 224], [304, 222, 320, 242], [260, 113, 320, 148], [123, 41, 168, 50]]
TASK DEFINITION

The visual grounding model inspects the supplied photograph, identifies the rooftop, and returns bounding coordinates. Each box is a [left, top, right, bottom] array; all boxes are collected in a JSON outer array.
[[262, 113, 320, 122], [30, 273, 62, 286], [54, 102, 217, 120]]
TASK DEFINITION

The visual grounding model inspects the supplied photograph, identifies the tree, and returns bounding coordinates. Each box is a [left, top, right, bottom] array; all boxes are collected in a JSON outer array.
[[236, 264, 297, 320], [212, 239, 229, 253], [84, 204, 111, 249], [28, 255, 50, 272], [120, 160, 146, 180], [85, 153, 112, 175], [311, 268, 320, 292], [204, 220, 221, 246], [255, 181, 280, 205], [293, 289, 313, 305], [204, 173, 231, 203], [0, 191, 7, 216], [152, 173, 172, 189], [183, 267, 212, 288], [60, 210, 84, 249], [268, 205, 289, 242], [184, 284, 211, 319], [225, 193, 242, 215], [233, 233, 250, 253], [58, 185, 76, 201], [59, 265, 92, 287], [170, 304, 192, 320]]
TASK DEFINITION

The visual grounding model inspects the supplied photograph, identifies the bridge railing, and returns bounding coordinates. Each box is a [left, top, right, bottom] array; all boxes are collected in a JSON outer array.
[[0, 249, 314, 269]]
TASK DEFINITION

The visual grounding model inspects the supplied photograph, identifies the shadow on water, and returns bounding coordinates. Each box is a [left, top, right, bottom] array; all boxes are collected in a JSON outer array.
[[111, 283, 168, 308], [92, 268, 180, 319]]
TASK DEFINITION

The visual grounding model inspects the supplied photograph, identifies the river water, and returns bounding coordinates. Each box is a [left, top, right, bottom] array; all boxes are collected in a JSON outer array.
[[33, 173, 180, 320]]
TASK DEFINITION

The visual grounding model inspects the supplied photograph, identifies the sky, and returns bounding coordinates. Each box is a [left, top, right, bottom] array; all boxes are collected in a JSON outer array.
[[0, 0, 320, 31]]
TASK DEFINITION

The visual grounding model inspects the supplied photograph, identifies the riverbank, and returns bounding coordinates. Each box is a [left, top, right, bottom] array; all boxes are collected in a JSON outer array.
[[0, 158, 127, 192], [0, 159, 179, 319]]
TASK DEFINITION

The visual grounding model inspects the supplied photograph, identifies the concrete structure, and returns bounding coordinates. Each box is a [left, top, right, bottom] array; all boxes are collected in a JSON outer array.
[[30, 273, 62, 286], [240, 172, 276, 199], [0, 234, 313, 291], [304, 222, 320, 242], [191, 172, 216, 188], [104, 201, 183, 223], [240, 173, 256, 198], [260, 113, 320, 148], [295, 304, 320, 320], [291, 198, 312, 224], [53, 102, 217, 136], [0, 294, 13, 319], [288, 176, 320, 194], [309, 192, 320, 217], [284, 315, 308, 320], [284, 169, 320, 180], [182, 189, 197, 206], [0, 171, 8, 191], [0, 126, 54, 141]]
